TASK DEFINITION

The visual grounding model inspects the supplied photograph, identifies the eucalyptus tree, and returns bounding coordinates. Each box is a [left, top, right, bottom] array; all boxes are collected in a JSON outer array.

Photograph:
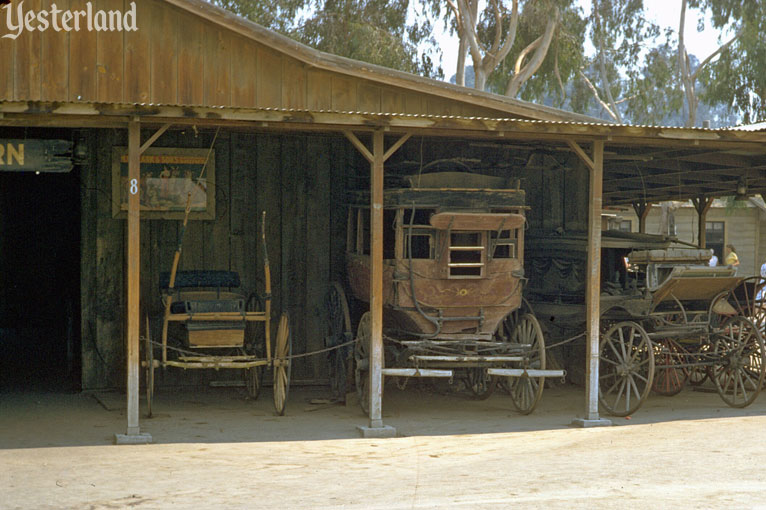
[[680, 0, 766, 126], [211, 0, 443, 78]]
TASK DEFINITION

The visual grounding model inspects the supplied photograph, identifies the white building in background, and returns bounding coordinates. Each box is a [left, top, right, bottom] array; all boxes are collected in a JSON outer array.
[[607, 197, 766, 277]]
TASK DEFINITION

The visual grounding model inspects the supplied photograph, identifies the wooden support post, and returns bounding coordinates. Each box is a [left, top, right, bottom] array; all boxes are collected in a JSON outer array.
[[572, 140, 611, 428], [692, 196, 713, 248], [344, 129, 410, 437], [115, 119, 151, 444], [369, 130, 385, 429], [126, 120, 140, 434], [632, 201, 652, 234]]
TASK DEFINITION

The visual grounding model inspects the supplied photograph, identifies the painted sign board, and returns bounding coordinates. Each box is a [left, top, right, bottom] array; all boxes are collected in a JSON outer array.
[[111, 147, 216, 220], [0, 139, 74, 172]]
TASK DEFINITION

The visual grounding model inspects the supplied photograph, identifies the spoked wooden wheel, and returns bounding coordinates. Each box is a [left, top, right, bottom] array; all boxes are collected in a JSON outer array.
[[710, 277, 766, 333], [244, 365, 263, 400], [599, 321, 654, 417], [711, 316, 766, 408], [507, 313, 546, 414], [652, 338, 689, 396], [354, 312, 372, 415], [326, 282, 352, 401], [272, 313, 292, 416], [465, 368, 496, 400], [143, 314, 155, 418], [688, 343, 711, 387]]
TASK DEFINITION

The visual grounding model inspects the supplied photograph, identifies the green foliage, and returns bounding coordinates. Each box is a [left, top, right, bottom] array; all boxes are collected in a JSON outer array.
[[210, 0, 443, 79], [299, 0, 442, 78], [692, 1, 766, 123], [486, 0, 588, 104], [213, 0, 307, 33], [624, 38, 685, 125]]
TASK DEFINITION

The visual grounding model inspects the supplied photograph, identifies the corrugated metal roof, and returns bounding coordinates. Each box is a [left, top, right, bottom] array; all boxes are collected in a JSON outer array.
[[726, 122, 766, 132], [1, 99, 749, 132]]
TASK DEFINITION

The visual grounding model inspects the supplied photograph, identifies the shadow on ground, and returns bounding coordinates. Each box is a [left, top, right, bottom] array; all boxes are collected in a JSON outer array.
[[2, 381, 766, 449]]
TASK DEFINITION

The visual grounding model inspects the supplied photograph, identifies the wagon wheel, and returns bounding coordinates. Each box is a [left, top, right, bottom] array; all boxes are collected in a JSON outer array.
[[326, 282, 352, 401], [144, 314, 155, 418], [709, 277, 766, 332], [354, 312, 373, 415], [272, 313, 292, 416], [465, 368, 496, 400], [687, 343, 711, 387], [711, 316, 766, 408], [504, 313, 546, 414], [244, 364, 263, 400], [651, 338, 689, 396], [598, 321, 654, 417]]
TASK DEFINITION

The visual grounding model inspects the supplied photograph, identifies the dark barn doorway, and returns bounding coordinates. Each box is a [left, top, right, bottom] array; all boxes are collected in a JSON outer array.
[[0, 169, 82, 391]]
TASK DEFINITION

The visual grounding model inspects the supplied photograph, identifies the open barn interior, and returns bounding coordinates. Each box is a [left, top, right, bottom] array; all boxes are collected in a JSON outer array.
[[0, 129, 82, 392]]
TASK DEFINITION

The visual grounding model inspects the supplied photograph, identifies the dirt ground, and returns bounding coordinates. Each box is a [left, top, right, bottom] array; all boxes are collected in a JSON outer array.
[[3, 381, 766, 509]]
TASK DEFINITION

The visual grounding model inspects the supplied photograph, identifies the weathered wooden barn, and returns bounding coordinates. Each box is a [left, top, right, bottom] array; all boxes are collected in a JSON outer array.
[[3, 0, 766, 438]]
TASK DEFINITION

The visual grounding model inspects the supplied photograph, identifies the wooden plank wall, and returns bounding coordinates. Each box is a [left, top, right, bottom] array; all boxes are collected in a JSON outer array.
[[522, 155, 589, 235], [81, 127, 358, 389], [0, 0, 508, 119]]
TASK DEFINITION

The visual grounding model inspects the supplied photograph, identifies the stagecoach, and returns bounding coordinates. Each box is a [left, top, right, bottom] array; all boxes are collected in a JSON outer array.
[[326, 171, 565, 414]]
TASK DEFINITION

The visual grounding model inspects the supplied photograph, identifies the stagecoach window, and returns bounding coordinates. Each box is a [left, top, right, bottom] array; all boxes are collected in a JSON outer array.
[[406, 233, 433, 259], [490, 230, 516, 259], [449, 232, 484, 278]]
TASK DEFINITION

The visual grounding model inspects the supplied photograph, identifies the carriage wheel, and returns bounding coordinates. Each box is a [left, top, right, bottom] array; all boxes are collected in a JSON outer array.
[[144, 314, 155, 418], [354, 312, 373, 415], [688, 343, 711, 387], [327, 282, 352, 401], [272, 313, 292, 416], [652, 338, 689, 396], [599, 321, 654, 417], [709, 277, 766, 332], [711, 316, 766, 408], [504, 313, 546, 414], [465, 368, 496, 400], [244, 365, 263, 400]]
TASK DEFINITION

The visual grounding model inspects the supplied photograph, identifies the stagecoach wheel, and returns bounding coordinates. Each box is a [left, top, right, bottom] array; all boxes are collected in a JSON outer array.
[[711, 316, 766, 408], [326, 282, 352, 401], [144, 314, 155, 418], [244, 365, 263, 400], [598, 321, 654, 417], [272, 313, 292, 416], [465, 368, 496, 400], [354, 312, 372, 415], [506, 313, 546, 415], [651, 338, 689, 396]]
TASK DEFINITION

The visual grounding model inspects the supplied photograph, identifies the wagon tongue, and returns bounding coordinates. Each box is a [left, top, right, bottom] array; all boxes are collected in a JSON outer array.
[[429, 212, 525, 231]]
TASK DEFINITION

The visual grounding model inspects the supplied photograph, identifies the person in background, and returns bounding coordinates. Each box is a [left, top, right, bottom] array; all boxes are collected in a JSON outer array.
[[709, 253, 718, 267], [725, 244, 739, 274], [757, 260, 766, 301]]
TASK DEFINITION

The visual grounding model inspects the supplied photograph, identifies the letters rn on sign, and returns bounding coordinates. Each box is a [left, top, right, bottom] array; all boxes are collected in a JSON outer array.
[[0, 139, 74, 172]]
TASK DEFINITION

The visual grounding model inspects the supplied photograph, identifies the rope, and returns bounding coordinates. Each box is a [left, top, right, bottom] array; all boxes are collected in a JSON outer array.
[[143, 329, 585, 362], [144, 337, 356, 361]]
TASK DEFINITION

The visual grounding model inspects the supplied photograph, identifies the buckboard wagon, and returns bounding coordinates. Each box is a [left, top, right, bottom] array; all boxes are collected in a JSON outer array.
[[326, 171, 565, 414], [527, 233, 766, 416], [144, 212, 292, 416]]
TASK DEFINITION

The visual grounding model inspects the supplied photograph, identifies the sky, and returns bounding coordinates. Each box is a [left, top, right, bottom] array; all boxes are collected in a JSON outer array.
[[430, 1, 726, 81]]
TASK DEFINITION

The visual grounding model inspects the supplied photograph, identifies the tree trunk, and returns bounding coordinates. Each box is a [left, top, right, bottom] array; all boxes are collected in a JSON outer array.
[[678, 0, 698, 127], [456, 37, 466, 86]]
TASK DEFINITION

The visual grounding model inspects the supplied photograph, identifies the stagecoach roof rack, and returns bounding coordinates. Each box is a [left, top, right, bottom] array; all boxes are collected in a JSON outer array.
[[346, 187, 526, 209]]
